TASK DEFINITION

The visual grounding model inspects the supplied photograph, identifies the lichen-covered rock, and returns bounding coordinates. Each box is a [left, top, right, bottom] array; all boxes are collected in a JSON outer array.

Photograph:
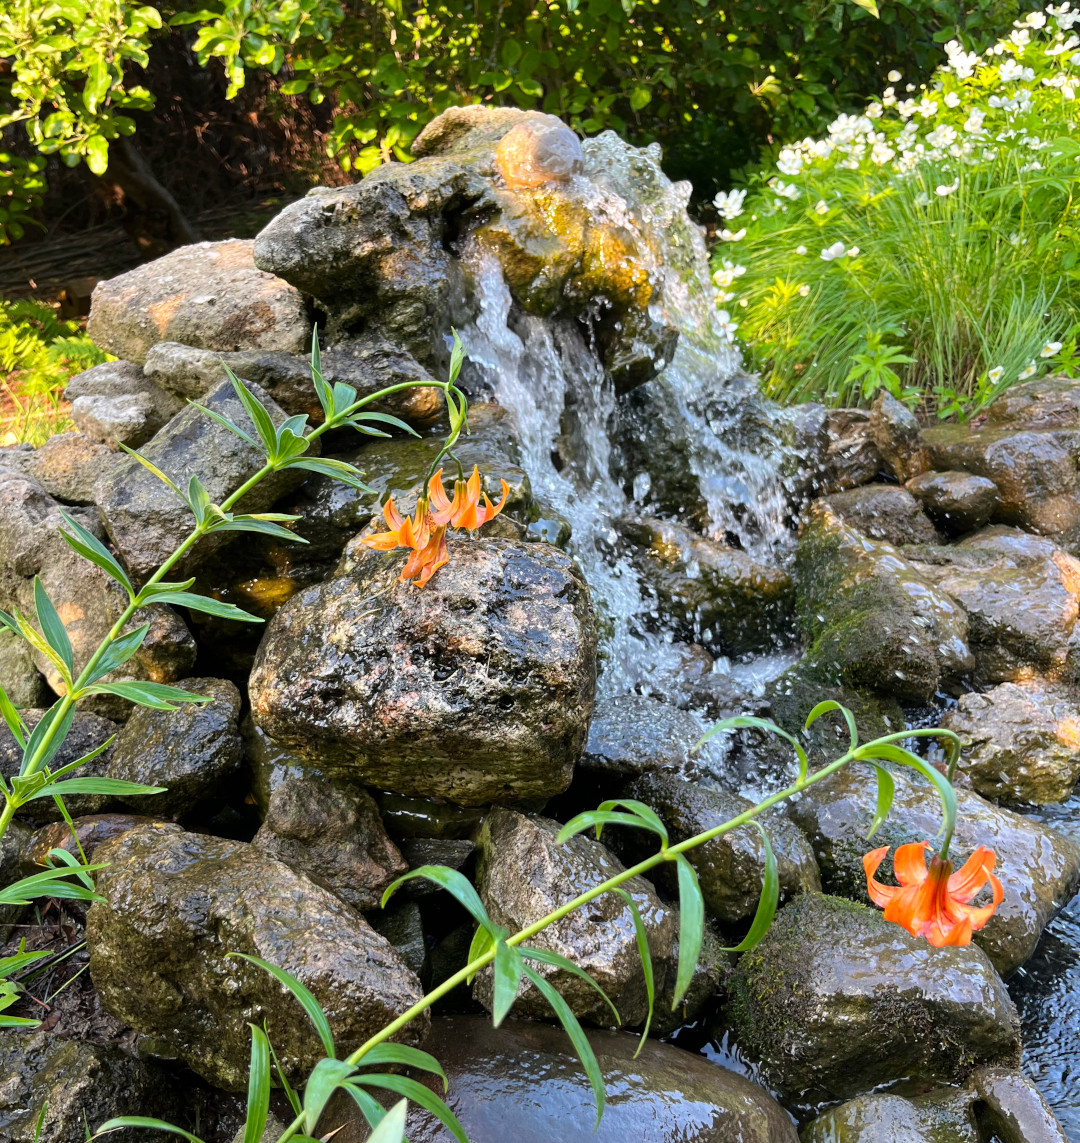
[[0, 709, 117, 819], [801, 1067, 1068, 1143], [579, 694, 714, 779], [906, 470, 999, 535], [904, 527, 1080, 683], [0, 626, 49, 708], [922, 420, 1080, 539], [788, 764, 1080, 975], [105, 677, 242, 818], [86, 823, 428, 1090], [616, 514, 794, 655], [249, 538, 597, 806], [822, 483, 939, 546], [622, 772, 820, 922], [94, 376, 306, 582], [252, 775, 407, 912], [0, 1027, 183, 1143], [143, 335, 442, 427], [943, 678, 1080, 804], [17, 431, 117, 505], [336, 1014, 798, 1143], [254, 108, 677, 395], [795, 503, 972, 701], [473, 808, 722, 1030], [870, 389, 930, 483], [64, 360, 184, 447], [87, 238, 310, 364], [726, 893, 1021, 1109]]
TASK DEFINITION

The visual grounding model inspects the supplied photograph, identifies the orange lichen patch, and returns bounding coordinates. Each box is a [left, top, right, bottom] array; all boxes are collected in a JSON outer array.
[[1056, 716, 1080, 750], [146, 296, 184, 338]]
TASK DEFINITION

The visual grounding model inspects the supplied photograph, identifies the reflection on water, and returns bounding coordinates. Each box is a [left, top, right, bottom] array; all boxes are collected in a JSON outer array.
[[1013, 795, 1080, 1140]]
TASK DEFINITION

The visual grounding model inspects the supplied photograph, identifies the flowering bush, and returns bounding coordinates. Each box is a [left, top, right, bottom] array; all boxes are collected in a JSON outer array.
[[714, 3, 1080, 415]]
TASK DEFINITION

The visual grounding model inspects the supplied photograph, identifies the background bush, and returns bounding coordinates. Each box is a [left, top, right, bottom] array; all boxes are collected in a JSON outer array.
[[0, 0, 1025, 246], [714, 4, 1080, 415]]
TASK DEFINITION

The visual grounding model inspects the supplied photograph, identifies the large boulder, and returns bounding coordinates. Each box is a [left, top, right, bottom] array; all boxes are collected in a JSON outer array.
[[904, 527, 1080, 683], [801, 1067, 1068, 1143], [94, 376, 306, 582], [105, 677, 242, 819], [615, 515, 794, 655], [13, 430, 118, 505], [725, 893, 1021, 1109], [622, 771, 821, 922], [473, 807, 723, 1029], [906, 470, 999, 536], [249, 537, 597, 806], [794, 503, 972, 701], [87, 238, 310, 365], [869, 389, 930, 483], [318, 1014, 799, 1143], [943, 678, 1080, 804], [86, 823, 428, 1090], [143, 336, 442, 427], [252, 775, 407, 912], [821, 483, 939, 546], [788, 763, 1080, 975], [922, 417, 1080, 540], [0, 1028, 182, 1143]]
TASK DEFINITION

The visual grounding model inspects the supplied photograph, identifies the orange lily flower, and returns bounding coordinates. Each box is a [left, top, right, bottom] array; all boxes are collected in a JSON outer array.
[[863, 841, 1003, 947], [364, 497, 424, 551], [430, 466, 509, 531], [399, 522, 448, 588]]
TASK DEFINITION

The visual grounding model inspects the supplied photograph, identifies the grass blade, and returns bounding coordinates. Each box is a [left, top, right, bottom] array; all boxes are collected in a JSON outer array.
[[231, 953, 335, 1058], [613, 887, 653, 1051], [242, 1026, 271, 1143]]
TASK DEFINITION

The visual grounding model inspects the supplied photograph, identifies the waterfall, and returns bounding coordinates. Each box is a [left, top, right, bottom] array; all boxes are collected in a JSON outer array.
[[457, 132, 800, 700]]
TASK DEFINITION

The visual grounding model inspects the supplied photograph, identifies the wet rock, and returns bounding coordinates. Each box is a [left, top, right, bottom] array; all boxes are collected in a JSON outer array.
[[86, 822, 428, 1090], [369, 900, 427, 977], [143, 335, 442, 427], [639, 642, 756, 716], [19, 813, 160, 873], [906, 470, 999, 535], [822, 408, 883, 493], [373, 792, 487, 840], [579, 694, 713, 779], [87, 238, 310, 364], [801, 1067, 1068, 1143], [988, 374, 1080, 430], [943, 679, 1080, 805], [495, 117, 584, 188], [64, 360, 184, 447], [0, 1027, 182, 1143], [474, 808, 722, 1029], [788, 763, 1080, 975], [280, 404, 530, 566], [922, 420, 1080, 539], [616, 515, 794, 655], [19, 432, 117, 505], [904, 528, 1080, 683], [0, 473, 196, 713], [105, 677, 242, 819], [622, 771, 821, 922], [822, 483, 939, 546], [252, 775, 407, 912], [0, 709, 118, 819], [94, 376, 306, 582], [870, 389, 930, 482], [242, 717, 314, 814], [319, 1014, 798, 1143], [0, 626, 49, 708], [794, 503, 972, 701], [726, 893, 1021, 1108], [250, 538, 597, 806], [1, 820, 31, 939]]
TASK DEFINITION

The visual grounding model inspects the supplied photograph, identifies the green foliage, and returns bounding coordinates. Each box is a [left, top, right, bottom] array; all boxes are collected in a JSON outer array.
[[0, 298, 106, 445], [716, 4, 1080, 414], [0, 151, 46, 243]]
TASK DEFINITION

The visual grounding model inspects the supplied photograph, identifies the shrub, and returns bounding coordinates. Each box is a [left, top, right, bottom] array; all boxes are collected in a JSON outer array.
[[714, 3, 1080, 415], [0, 299, 107, 446]]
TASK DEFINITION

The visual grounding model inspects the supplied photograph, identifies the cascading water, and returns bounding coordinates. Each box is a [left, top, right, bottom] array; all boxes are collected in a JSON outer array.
[[457, 131, 801, 701]]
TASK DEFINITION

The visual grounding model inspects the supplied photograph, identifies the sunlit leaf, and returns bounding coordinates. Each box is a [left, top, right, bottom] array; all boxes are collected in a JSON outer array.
[[672, 854, 703, 1007]]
